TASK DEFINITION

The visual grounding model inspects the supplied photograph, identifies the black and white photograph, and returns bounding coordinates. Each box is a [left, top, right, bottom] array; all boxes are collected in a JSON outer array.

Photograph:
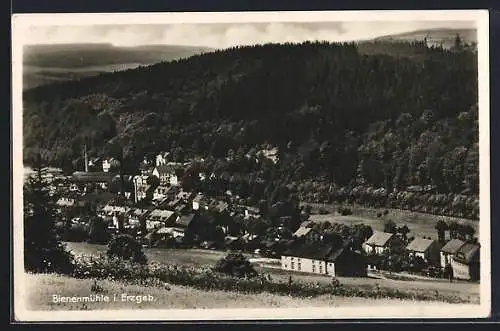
[[12, 10, 491, 321]]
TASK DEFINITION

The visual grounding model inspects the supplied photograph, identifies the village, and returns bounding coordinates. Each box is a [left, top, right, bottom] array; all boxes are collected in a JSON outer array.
[[32, 145, 481, 285]]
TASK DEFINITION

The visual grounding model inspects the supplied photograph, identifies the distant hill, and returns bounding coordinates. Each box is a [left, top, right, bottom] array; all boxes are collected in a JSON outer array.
[[355, 28, 477, 60], [373, 28, 477, 48], [22, 43, 212, 89]]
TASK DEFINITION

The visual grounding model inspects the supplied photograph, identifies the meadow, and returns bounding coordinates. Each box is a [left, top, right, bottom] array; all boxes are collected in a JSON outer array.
[[305, 203, 479, 240], [64, 242, 480, 304], [25, 273, 467, 311]]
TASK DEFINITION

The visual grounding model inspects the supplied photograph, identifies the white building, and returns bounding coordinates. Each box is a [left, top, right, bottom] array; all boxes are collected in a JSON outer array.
[[362, 231, 395, 255], [440, 239, 466, 268], [155, 152, 170, 167], [405, 237, 440, 264], [281, 242, 367, 277]]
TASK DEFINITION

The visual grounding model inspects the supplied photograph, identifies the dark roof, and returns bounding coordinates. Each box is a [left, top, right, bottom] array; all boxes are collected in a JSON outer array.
[[283, 243, 335, 261], [453, 243, 480, 264], [364, 231, 394, 247], [406, 237, 436, 252], [440, 239, 466, 254], [71, 171, 115, 183], [176, 213, 196, 227]]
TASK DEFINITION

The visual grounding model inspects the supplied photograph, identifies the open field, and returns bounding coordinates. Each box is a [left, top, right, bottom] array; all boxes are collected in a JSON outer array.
[[23, 273, 471, 311], [65, 242, 480, 304], [304, 203, 479, 240]]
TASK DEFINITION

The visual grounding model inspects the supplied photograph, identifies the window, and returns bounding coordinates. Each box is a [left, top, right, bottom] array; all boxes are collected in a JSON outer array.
[[312, 265, 316, 273], [298, 262, 301, 271], [319, 265, 323, 274], [291, 262, 295, 270]]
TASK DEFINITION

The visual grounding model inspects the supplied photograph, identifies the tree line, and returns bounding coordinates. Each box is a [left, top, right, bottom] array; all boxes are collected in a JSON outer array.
[[23, 39, 479, 219]]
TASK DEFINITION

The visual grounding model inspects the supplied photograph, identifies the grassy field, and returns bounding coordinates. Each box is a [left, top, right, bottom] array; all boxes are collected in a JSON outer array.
[[305, 203, 479, 240], [24, 273, 469, 311], [64, 242, 480, 304]]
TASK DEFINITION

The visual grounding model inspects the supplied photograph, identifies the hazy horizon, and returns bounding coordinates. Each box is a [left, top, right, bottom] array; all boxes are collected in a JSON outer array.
[[22, 21, 476, 49]]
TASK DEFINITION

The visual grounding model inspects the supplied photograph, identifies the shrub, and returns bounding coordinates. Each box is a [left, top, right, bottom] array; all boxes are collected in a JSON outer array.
[[106, 234, 147, 264], [318, 207, 329, 215], [88, 217, 111, 244], [338, 207, 352, 216], [214, 252, 258, 278]]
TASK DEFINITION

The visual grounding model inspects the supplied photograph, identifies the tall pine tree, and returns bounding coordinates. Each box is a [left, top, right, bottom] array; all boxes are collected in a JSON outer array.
[[24, 153, 74, 274]]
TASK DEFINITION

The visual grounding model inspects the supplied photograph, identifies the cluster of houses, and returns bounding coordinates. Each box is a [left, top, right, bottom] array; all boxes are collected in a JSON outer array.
[[361, 231, 480, 281], [46, 149, 481, 282], [278, 225, 480, 281]]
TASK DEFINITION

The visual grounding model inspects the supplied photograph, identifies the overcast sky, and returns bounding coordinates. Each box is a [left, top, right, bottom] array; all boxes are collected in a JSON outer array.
[[23, 21, 475, 49]]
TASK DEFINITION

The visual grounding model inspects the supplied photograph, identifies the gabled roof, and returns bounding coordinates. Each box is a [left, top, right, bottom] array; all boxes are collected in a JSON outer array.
[[157, 227, 185, 234], [283, 243, 335, 261], [300, 221, 313, 228], [176, 213, 196, 228], [454, 243, 480, 264], [364, 231, 394, 247], [149, 209, 175, 220], [440, 239, 466, 254], [406, 237, 436, 252], [294, 226, 314, 238], [154, 163, 185, 176]]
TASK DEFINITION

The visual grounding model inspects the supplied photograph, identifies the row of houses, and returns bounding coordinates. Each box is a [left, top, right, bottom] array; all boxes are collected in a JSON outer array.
[[361, 231, 480, 281]]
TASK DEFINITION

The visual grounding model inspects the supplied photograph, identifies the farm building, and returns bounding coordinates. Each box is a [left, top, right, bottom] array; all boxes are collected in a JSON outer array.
[[451, 243, 480, 281], [440, 239, 466, 268], [406, 237, 441, 264], [293, 226, 321, 244], [146, 209, 178, 230], [281, 241, 366, 277], [362, 231, 395, 255]]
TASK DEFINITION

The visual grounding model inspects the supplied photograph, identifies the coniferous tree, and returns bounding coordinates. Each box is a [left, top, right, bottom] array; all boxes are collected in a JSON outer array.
[[23, 153, 74, 274]]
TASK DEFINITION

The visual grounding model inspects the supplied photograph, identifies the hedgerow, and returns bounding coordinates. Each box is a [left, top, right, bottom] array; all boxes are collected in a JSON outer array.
[[72, 255, 469, 304]]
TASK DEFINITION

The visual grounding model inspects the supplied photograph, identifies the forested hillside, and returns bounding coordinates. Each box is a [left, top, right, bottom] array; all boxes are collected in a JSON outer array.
[[23, 40, 479, 219]]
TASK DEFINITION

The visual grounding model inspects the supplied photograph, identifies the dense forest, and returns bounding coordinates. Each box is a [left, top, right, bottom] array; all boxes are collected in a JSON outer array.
[[23, 39, 479, 219]]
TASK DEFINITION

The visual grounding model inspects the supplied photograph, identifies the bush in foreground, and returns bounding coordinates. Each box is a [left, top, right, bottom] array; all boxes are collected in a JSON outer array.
[[214, 252, 258, 278], [106, 234, 147, 264]]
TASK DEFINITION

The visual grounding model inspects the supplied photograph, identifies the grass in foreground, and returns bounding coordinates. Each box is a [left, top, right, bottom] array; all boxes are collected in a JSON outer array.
[[24, 273, 470, 311]]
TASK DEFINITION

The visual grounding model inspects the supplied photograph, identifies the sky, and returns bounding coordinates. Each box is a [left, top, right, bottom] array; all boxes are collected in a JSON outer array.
[[22, 21, 476, 49]]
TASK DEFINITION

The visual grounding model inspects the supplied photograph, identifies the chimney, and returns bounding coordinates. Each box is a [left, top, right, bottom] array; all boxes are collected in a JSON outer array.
[[84, 144, 89, 172]]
